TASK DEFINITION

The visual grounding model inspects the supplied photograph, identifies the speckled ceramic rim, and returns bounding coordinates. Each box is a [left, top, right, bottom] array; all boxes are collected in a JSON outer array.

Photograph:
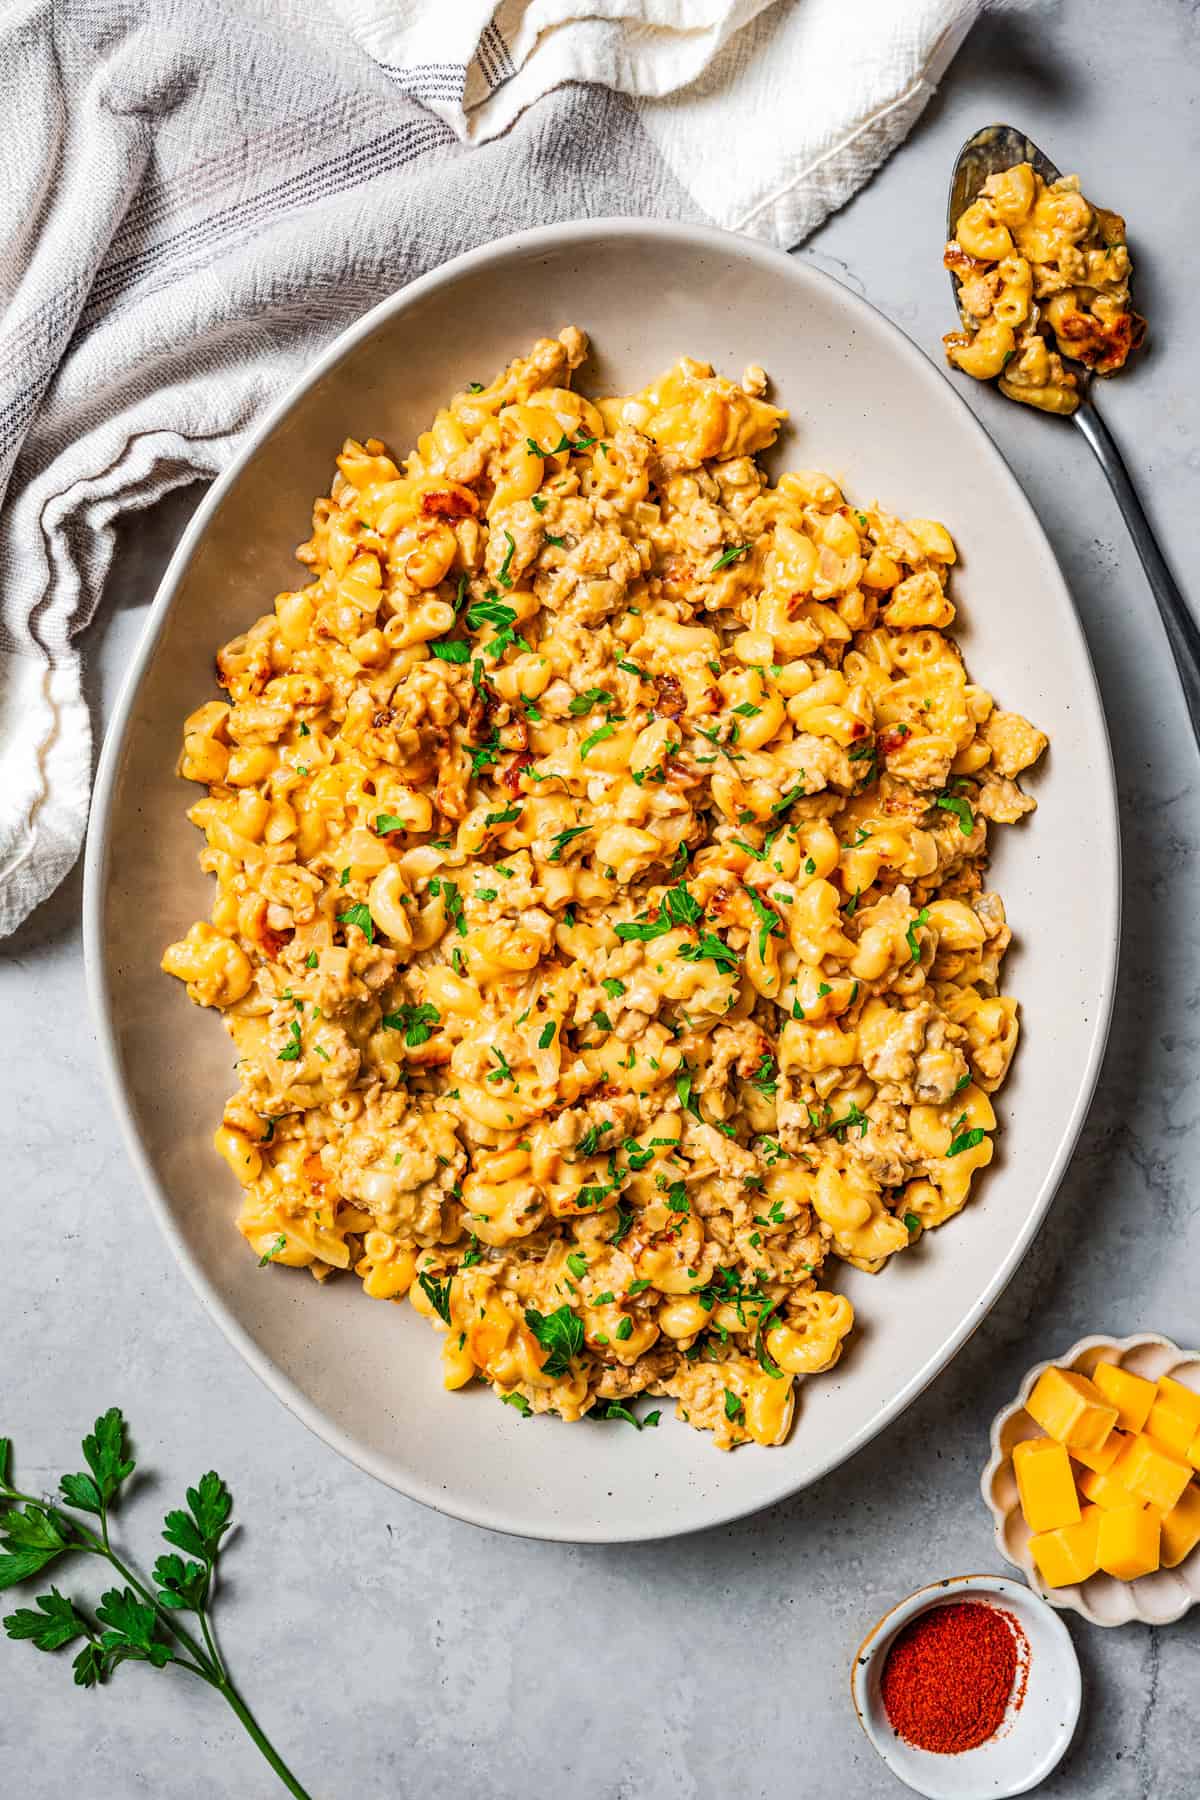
[[851, 1573, 1082, 1799], [82, 218, 1122, 1539], [983, 1332, 1200, 1625]]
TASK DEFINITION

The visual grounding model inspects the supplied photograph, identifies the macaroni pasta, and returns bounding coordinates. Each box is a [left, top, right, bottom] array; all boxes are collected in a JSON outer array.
[[163, 329, 1046, 1449], [944, 161, 1144, 414]]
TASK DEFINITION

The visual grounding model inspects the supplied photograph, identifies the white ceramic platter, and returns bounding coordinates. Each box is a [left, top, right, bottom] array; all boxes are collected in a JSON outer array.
[[84, 220, 1120, 1541], [984, 1333, 1200, 1624]]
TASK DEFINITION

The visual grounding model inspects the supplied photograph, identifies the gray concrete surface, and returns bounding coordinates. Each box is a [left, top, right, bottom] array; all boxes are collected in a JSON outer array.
[[3, 1, 1199, 1793]]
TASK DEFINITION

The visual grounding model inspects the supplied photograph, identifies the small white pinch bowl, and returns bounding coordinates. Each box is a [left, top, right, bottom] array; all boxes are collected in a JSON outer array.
[[851, 1575, 1081, 1799], [983, 1333, 1200, 1626]]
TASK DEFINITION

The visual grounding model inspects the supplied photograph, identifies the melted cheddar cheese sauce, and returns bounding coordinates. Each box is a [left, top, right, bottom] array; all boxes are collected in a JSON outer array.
[[944, 161, 1144, 414], [163, 329, 1046, 1449]]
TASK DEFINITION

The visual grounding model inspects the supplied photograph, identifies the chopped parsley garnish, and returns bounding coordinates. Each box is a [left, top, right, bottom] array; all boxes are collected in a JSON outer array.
[[936, 790, 975, 835], [723, 1388, 745, 1422], [566, 1252, 588, 1280], [904, 1212, 921, 1234], [258, 1233, 287, 1267], [771, 784, 806, 814], [417, 1271, 453, 1324], [601, 978, 626, 999], [575, 1122, 613, 1157], [595, 1402, 660, 1429], [711, 543, 752, 573], [304, 951, 319, 969], [676, 1065, 701, 1119], [530, 493, 547, 513], [524, 1304, 584, 1377], [485, 804, 521, 826], [538, 1021, 557, 1049], [336, 902, 374, 944], [502, 1391, 532, 1416], [487, 1046, 514, 1085], [549, 824, 589, 862], [568, 687, 614, 715], [430, 638, 471, 662], [375, 813, 407, 835], [497, 530, 517, 588], [733, 838, 765, 860], [732, 701, 761, 718], [745, 888, 783, 957], [906, 906, 930, 962], [381, 1002, 440, 1046], [677, 932, 739, 973], [580, 722, 615, 758], [615, 1317, 633, 1342], [946, 1114, 987, 1157]]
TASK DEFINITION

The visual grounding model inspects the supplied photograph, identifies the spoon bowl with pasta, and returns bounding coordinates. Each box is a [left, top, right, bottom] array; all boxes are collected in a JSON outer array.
[[944, 123, 1200, 755]]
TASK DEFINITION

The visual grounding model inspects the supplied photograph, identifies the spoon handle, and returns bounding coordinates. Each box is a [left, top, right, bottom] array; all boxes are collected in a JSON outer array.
[[1073, 396, 1200, 752]]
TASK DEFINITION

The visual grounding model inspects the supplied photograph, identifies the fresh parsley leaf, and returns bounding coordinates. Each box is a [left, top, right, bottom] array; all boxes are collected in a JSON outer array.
[[524, 1305, 584, 1378], [430, 639, 471, 662], [601, 978, 626, 999], [711, 543, 752, 572], [936, 790, 975, 835], [723, 1389, 745, 1423], [381, 1002, 440, 1047], [336, 902, 374, 945], [277, 1020, 302, 1063], [575, 1122, 613, 1157], [568, 687, 614, 715], [497, 530, 517, 588], [501, 1392, 532, 1417], [745, 888, 783, 957], [566, 1252, 588, 1280], [257, 1234, 287, 1267], [538, 1021, 557, 1049], [549, 824, 589, 862], [418, 1271, 453, 1324], [906, 906, 930, 962], [677, 932, 739, 973], [904, 1212, 921, 1234], [615, 1317, 633, 1342], [375, 813, 407, 835], [676, 1066, 700, 1119], [485, 804, 521, 826], [946, 1121, 987, 1157], [580, 722, 615, 758]]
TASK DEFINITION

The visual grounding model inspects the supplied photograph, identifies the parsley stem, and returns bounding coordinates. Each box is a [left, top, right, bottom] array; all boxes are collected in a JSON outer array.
[[215, 1678, 313, 1799]]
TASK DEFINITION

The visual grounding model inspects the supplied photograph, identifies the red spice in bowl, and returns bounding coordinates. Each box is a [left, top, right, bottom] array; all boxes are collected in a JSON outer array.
[[880, 1599, 1029, 1754]]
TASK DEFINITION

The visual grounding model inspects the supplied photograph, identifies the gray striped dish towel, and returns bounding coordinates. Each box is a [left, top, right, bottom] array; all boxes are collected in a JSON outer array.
[[0, 0, 979, 934]]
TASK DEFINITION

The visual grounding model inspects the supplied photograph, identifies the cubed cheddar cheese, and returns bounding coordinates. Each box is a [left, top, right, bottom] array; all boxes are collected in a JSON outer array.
[[1097, 1504, 1160, 1581], [1156, 1483, 1200, 1569], [1071, 1427, 1128, 1476], [1146, 1377, 1200, 1460], [1029, 1504, 1101, 1589], [1092, 1361, 1156, 1434], [1026, 1366, 1118, 1454], [1077, 1462, 1137, 1511], [1013, 1437, 1081, 1532], [1111, 1432, 1194, 1513]]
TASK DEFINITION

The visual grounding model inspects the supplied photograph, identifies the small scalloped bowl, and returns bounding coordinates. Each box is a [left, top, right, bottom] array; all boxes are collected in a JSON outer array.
[[983, 1333, 1200, 1626]]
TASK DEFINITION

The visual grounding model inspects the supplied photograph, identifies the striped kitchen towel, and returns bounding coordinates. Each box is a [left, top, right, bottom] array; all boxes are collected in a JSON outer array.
[[0, 0, 979, 933]]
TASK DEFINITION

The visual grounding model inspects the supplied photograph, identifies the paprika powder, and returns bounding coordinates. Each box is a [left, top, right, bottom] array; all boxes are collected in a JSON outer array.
[[880, 1599, 1028, 1754]]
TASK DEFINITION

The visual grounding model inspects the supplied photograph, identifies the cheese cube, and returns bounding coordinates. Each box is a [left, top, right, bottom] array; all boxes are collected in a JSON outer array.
[[1111, 1432, 1194, 1513], [1189, 1430, 1200, 1474], [1029, 1505, 1101, 1589], [1013, 1437, 1081, 1532], [1097, 1504, 1160, 1580], [1157, 1483, 1200, 1569], [1146, 1377, 1200, 1459], [1026, 1366, 1118, 1453], [1092, 1361, 1156, 1434], [1077, 1462, 1137, 1511], [1071, 1427, 1128, 1475]]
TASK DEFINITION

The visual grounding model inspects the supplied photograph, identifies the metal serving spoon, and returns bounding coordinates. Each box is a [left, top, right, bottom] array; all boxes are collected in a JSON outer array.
[[948, 123, 1200, 750]]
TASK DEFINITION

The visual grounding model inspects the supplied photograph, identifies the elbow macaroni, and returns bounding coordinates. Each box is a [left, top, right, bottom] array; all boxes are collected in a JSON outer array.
[[943, 162, 1144, 414], [161, 328, 1046, 1451]]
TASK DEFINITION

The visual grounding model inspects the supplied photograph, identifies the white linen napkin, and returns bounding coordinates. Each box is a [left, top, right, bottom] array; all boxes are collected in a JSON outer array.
[[0, 0, 979, 934]]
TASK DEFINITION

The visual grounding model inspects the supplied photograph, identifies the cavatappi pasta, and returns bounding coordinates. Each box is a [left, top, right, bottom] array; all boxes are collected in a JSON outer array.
[[163, 329, 1047, 1450], [944, 161, 1144, 414]]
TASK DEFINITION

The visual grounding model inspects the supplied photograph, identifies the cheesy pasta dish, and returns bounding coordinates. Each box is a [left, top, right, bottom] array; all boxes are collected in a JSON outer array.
[[163, 329, 1046, 1450], [944, 160, 1144, 414]]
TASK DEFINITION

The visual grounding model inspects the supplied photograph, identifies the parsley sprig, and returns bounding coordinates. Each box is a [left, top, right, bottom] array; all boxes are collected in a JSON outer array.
[[0, 1410, 310, 1796]]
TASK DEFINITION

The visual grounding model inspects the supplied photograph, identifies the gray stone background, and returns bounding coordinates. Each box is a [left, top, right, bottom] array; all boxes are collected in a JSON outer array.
[[3, 0, 1199, 1793]]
